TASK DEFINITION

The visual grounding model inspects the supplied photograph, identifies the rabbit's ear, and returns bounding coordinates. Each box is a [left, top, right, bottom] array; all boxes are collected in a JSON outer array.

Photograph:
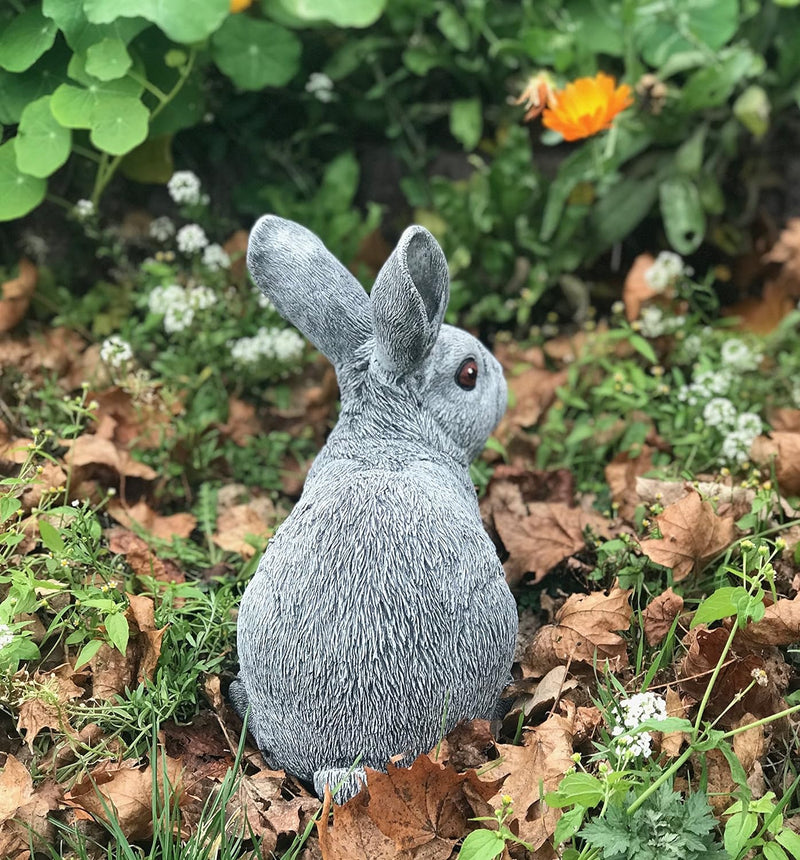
[[371, 226, 449, 374], [247, 215, 372, 366]]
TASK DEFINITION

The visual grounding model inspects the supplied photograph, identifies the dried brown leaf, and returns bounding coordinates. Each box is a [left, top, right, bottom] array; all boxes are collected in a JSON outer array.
[[639, 489, 735, 581], [623, 253, 658, 321], [16, 666, 85, 750], [660, 687, 687, 758], [495, 503, 612, 586], [642, 588, 684, 646], [738, 594, 800, 647], [0, 755, 61, 860], [0, 258, 37, 332], [317, 787, 397, 860], [429, 719, 495, 771], [751, 433, 800, 495], [522, 588, 632, 677], [66, 435, 157, 481], [212, 502, 274, 558], [732, 713, 766, 775], [108, 499, 196, 540], [219, 397, 261, 446], [106, 527, 185, 584], [498, 367, 569, 435], [605, 447, 654, 521]]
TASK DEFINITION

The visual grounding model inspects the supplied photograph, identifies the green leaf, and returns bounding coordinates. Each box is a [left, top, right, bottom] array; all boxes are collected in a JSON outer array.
[[82, 0, 229, 45], [105, 611, 130, 655], [211, 16, 301, 90], [266, 0, 386, 27], [659, 176, 705, 254], [74, 638, 104, 670], [734, 85, 770, 140], [450, 98, 483, 151], [591, 174, 659, 249], [0, 7, 58, 73], [85, 38, 132, 81], [0, 144, 45, 220], [682, 47, 761, 111], [457, 829, 506, 860], [89, 95, 149, 155], [0, 42, 69, 125], [403, 45, 441, 76], [765, 844, 791, 860], [120, 134, 173, 182], [553, 805, 586, 846], [675, 124, 707, 176], [43, 0, 149, 53], [38, 519, 66, 554], [50, 83, 95, 128], [0, 496, 21, 524], [545, 773, 605, 809], [14, 95, 71, 178], [777, 829, 800, 859], [691, 586, 748, 627], [628, 333, 658, 363], [438, 6, 471, 51]]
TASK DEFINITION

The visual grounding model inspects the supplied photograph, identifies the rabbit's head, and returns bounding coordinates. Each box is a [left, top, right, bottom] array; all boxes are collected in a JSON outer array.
[[246, 216, 507, 464]]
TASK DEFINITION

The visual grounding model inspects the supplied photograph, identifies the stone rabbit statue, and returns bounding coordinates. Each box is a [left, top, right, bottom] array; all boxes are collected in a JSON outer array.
[[231, 215, 518, 801]]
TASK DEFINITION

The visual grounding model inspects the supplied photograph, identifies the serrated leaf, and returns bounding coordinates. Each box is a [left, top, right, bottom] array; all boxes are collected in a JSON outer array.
[[0, 7, 58, 73], [89, 95, 149, 155], [546, 773, 605, 808], [628, 333, 658, 363], [457, 829, 506, 860], [82, 0, 229, 44], [0, 496, 21, 524], [85, 38, 132, 81], [105, 612, 129, 655], [38, 519, 65, 553], [211, 16, 301, 90], [450, 98, 482, 150], [0, 141, 46, 221], [14, 95, 71, 178]]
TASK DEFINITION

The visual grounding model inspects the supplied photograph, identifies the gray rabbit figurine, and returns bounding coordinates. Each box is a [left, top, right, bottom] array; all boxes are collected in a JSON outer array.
[[231, 215, 518, 801]]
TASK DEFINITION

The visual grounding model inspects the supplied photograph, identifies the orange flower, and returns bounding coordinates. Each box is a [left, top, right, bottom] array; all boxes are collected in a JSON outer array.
[[542, 72, 633, 142], [515, 71, 556, 122], [230, 0, 253, 12]]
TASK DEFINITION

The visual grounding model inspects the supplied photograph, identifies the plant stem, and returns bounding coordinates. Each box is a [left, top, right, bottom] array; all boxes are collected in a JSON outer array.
[[693, 622, 738, 732]]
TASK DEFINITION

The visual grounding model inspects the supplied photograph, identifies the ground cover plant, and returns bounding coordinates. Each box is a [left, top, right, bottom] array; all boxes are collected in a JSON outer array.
[[2, 0, 800, 858]]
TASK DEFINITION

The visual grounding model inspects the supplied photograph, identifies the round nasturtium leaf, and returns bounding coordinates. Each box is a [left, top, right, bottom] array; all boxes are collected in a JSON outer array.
[[89, 95, 149, 155], [82, 0, 229, 45], [0, 7, 58, 73], [211, 16, 301, 90], [85, 38, 132, 81], [14, 95, 71, 178], [0, 140, 47, 221], [50, 83, 95, 128]]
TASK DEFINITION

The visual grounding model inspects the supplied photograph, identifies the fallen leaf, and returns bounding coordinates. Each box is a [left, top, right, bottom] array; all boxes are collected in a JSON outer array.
[[429, 720, 495, 771], [605, 447, 654, 521], [695, 747, 736, 815], [65, 755, 183, 841], [90, 641, 137, 702], [642, 588, 684, 646], [660, 687, 687, 758], [106, 527, 185, 584], [732, 713, 765, 775], [66, 435, 158, 481], [219, 397, 261, 446], [108, 499, 196, 540], [751, 433, 800, 495], [727, 280, 796, 334], [498, 367, 569, 436], [223, 229, 250, 281], [90, 385, 180, 449], [639, 489, 735, 581], [495, 503, 612, 586], [0, 258, 37, 332], [770, 409, 800, 433], [522, 588, 632, 677], [212, 501, 274, 558], [0, 755, 61, 859], [16, 666, 85, 750], [622, 252, 658, 321], [738, 593, 800, 648], [127, 593, 167, 683], [317, 786, 397, 860], [487, 708, 576, 850]]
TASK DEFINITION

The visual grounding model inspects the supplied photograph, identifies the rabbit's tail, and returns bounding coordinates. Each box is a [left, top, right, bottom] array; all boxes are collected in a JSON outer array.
[[314, 766, 367, 803]]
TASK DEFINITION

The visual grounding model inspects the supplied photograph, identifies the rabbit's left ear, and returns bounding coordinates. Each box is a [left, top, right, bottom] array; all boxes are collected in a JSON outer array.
[[371, 226, 449, 374]]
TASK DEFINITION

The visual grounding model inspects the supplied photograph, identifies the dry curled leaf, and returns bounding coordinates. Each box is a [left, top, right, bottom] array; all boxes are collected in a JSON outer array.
[[604, 446, 654, 521], [738, 593, 800, 648], [642, 587, 684, 646], [0, 754, 61, 859], [639, 489, 735, 581], [498, 367, 569, 436], [106, 527, 185, 584], [495, 503, 612, 586], [751, 433, 800, 495], [522, 587, 632, 677], [108, 499, 196, 540], [212, 500, 274, 558], [66, 435, 158, 481], [16, 666, 85, 750]]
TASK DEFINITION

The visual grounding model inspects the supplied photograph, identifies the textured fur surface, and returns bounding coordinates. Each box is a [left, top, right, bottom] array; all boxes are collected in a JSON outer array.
[[235, 216, 518, 801]]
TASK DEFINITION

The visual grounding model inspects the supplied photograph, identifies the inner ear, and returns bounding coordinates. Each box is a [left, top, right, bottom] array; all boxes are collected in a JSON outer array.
[[406, 232, 443, 324]]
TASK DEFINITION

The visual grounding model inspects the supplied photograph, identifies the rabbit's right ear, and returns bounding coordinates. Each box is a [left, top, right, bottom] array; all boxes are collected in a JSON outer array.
[[247, 216, 371, 366], [370, 226, 449, 375]]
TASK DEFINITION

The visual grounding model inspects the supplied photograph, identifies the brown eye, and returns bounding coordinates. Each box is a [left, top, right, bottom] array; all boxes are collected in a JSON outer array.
[[455, 358, 478, 390]]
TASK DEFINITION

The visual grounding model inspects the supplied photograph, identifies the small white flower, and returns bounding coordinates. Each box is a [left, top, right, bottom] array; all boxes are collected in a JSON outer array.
[[256, 292, 275, 311], [0, 623, 14, 650], [201, 243, 231, 272], [644, 250, 685, 292], [639, 306, 665, 338], [611, 300, 625, 315], [100, 335, 133, 369], [176, 223, 209, 255], [720, 338, 762, 372], [164, 303, 195, 334], [230, 326, 304, 364], [74, 199, 95, 219], [305, 72, 334, 102], [703, 397, 738, 430], [148, 284, 186, 316], [149, 215, 176, 242], [682, 333, 702, 359], [167, 171, 202, 205], [736, 412, 762, 437], [608, 692, 667, 760], [188, 285, 215, 311]]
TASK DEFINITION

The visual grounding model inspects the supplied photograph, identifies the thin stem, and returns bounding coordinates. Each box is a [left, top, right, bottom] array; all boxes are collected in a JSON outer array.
[[693, 622, 738, 732], [721, 703, 800, 739], [72, 144, 103, 164], [125, 69, 169, 103], [626, 745, 693, 815]]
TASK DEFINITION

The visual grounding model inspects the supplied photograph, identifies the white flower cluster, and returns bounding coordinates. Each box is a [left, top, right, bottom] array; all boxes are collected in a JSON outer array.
[[610, 691, 668, 760], [148, 284, 216, 334], [702, 396, 738, 428], [167, 170, 202, 205], [0, 623, 14, 650], [256, 292, 275, 311], [176, 223, 209, 255], [720, 412, 763, 464], [720, 338, 763, 372], [638, 306, 685, 339], [677, 368, 732, 406], [100, 335, 134, 369], [202, 243, 231, 271], [229, 327, 304, 365], [644, 251, 687, 292], [74, 199, 95, 220], [149, 215, 176, 242], [305, 72, 334, 102]]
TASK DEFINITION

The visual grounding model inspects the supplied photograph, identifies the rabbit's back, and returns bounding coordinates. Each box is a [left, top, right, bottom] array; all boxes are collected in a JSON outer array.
[[237, 457, 517, 779]]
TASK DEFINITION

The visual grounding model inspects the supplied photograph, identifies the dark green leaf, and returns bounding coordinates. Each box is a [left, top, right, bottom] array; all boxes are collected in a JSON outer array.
[[659, 176, 705, 254], [211, 16, 301, 90]]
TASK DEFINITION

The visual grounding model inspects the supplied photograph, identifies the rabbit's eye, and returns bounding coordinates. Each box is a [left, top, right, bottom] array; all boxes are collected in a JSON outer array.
[[455, 358, 479, 390]]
